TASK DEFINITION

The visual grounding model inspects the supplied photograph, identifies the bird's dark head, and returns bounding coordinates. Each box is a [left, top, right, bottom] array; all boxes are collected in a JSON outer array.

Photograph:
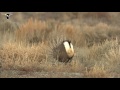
[[6, 14, 9, 15], [63, 40, 71, 48], [63, 40, 71, 44]]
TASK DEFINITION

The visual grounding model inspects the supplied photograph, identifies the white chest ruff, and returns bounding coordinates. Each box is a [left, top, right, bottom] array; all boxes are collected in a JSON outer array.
[[63, 41, 74, 57]]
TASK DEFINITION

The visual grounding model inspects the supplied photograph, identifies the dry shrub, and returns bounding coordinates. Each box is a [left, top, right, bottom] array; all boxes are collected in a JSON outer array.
[[15, 18, 52, 44], [56, 23, 76, 38], [103, 38, 120, 74], [54, 22, 110, 47], [88, 38, 118, 60], [0, 20, 18, 34], [54, 23, 87, 47], [36, 58, 84, 73], [0, 42, 48, 71], [84, 64, 109, 78], [15, 17, 120, 48], [81, 22, 118, 47], [83, 12, 111, 21], [77, 38, 119, 74]]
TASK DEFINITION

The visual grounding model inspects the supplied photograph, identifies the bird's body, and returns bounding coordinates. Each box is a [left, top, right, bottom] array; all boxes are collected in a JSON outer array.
[[52, 40, 74, 63]]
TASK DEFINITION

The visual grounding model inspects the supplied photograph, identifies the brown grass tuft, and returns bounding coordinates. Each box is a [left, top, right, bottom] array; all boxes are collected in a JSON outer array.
[[83, 12, 111, 20], [84, 64, 109, 78], [15, 18, 52, 44], [0, 42, 48, 71]]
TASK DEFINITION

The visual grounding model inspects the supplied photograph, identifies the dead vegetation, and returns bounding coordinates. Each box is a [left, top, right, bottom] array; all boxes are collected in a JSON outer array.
[[0, 12, 120, 78]]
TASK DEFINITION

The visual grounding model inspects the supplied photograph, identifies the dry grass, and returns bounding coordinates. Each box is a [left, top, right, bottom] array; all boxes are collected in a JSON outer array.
[[15, 18, 51, 44], [1, 12, 120, 78], [83, 12, 111, 20], [0, 42, 47, 71], [84, 64, 109, 78]]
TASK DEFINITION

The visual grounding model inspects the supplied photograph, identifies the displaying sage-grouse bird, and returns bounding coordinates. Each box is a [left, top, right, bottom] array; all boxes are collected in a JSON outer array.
[[52, 40, 74, 63]]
